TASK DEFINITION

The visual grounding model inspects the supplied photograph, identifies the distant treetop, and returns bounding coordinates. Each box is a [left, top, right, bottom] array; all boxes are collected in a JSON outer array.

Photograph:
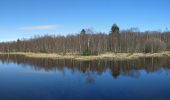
[[110, 24, 120, 34], [80, 29, 86, 35]]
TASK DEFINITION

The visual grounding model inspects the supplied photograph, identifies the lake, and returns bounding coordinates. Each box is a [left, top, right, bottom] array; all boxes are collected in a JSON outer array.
[[0, 54, 170, 100]]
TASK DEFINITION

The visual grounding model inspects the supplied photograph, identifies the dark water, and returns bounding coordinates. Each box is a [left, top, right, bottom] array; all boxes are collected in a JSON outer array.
[[0, 54, 170, 100]]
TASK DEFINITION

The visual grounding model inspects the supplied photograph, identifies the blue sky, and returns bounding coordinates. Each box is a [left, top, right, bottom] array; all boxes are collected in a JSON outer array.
[[0, 0, 170, 41]]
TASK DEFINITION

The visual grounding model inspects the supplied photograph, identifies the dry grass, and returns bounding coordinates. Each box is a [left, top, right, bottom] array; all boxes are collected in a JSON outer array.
[[0, 51, 170, 61]]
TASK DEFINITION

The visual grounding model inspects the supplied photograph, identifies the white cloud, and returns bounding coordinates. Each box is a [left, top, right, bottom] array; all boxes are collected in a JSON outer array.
[[18, 24, 59, 30]]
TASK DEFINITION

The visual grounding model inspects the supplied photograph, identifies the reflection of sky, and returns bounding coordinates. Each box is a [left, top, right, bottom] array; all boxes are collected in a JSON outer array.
[[0, 61, 170, 100]]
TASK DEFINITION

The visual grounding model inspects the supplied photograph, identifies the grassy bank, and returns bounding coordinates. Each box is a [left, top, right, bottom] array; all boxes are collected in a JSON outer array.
[[0, 52, 170, 61]]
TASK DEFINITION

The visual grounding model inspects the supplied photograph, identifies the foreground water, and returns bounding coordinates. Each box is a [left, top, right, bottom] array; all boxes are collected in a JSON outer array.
[[0, 55, 170, 100]]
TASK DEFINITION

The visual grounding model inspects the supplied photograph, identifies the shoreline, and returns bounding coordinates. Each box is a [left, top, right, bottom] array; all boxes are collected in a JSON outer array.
[[0, 52, 170, 61]]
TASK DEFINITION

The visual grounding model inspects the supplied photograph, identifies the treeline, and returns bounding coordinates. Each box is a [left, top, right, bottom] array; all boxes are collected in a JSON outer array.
[[0, 24, 170, 54]]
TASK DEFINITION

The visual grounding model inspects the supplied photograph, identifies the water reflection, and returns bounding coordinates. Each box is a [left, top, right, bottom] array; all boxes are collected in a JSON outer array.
[[0, 54, 170, 79], [1, 54, 170, 100]]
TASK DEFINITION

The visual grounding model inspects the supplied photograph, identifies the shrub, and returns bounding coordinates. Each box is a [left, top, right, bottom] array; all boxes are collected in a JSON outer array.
[[144, 38, 166, 53], [82, 49, 98, 56], [82, 49, 91, 56]]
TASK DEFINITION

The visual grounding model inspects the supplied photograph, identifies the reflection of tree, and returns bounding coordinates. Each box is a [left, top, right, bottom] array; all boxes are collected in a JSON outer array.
[[85, 72, 95, 84], [112, 70, 120, 79], [0, 54, 170, 79], [122, 70, 141, 78]]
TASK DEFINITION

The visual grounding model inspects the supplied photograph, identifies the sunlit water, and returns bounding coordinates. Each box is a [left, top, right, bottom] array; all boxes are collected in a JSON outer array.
[[0, 54, 170, 100]]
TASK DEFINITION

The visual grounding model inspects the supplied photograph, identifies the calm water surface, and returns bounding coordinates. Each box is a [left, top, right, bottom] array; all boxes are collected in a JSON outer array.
[[0, 54, 170, 100]]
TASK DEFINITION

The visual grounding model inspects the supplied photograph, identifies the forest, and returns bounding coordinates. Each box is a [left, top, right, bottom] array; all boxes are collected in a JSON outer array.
[[0, 24, 170, 55]]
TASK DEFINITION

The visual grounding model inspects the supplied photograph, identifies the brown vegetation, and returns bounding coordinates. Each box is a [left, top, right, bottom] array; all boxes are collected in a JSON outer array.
[[0, 24, 170, 55], [0, 52, 170, 61]]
